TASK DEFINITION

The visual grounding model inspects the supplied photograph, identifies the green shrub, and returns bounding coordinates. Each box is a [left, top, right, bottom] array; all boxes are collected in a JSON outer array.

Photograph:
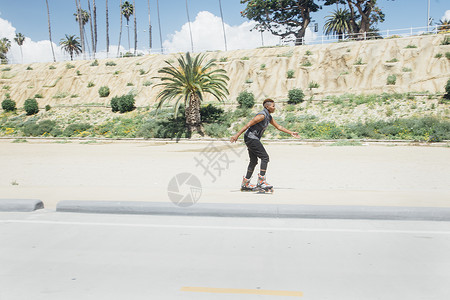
[[241, 56, 250, 60], [34, 93, 43, 98], [143, 81, 152, 86], [90, 59, 99, 66], [305, 50, 312, 56], [2, 99, 16, 112], [405, 44, 417, 49], [301, 60, 312, 67], [435, 53, 443, 59], [288, 88, 305, 104], [354, 58, 364, 65], [260, 64, 266, 70], [127, 82, 134, 86], [446, 52, 450, 60], [219, 57, 228, 62], [441, 36, 450, 45], [286, 70, 295, 78], [110, 94, 136, 113], [1, 67, 11, 71], [45, 105, 51, 111], [444, 79, 450, 100], [237, 91, 255, 108], [105, 61, 117, 66], [200, 104, 225, 123], [65, 63, 75, 69], [98, 86, 110, 97], [26, 66, 33, 70], [76, 70, 81, 76], [24, 99, 39, 115], [402, 67, 412, 72], [63, 123, 92, 137], [308, 81, 320, 89], [386, 58, 398, 63], [387, 75, 397, 85], [2, 85, 10, 90], [49, 65, 56, 70], [87, 81, 95, 88], [204, 123, 229, 138], [139, 69, 146, 75], [22, 120, 60, 137]]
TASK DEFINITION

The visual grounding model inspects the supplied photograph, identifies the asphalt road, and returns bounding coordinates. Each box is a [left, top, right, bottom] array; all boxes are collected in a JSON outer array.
[[1, 211, 449, 300]]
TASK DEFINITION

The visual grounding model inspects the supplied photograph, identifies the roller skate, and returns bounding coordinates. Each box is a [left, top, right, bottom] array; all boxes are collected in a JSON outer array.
[[240, 176, 256, 192], [256, 174, 274, 194]]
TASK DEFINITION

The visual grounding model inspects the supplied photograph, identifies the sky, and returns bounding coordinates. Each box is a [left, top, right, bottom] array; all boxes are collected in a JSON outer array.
[[0, 0, 449, 64]]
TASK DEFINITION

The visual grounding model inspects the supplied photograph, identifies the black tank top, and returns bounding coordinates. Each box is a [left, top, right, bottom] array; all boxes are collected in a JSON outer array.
[[244, 108, 272, 140]]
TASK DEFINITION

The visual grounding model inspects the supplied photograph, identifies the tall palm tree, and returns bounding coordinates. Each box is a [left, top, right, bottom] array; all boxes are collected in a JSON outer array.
[[88, 0, 95, 58], [45, 0, 56, 62], [148, 0, 152, 50], [117, 0, 123, 57], [75, 0, 85, 58], [218, 0, 227, 51], [185, 0, 194, 52], [323, 8, 352, 40], [60, 34, 82, 60], [106, 0, 109, 56], [133, 0, 137, 55], [0, 38, 11, 63], [154, 52, 229, 134], [121, 1, 134, 52], [92, 0, 97, 54], [73, 8, 91, 55], [14, 33, 25, 64], [156, 0, 163, 53]]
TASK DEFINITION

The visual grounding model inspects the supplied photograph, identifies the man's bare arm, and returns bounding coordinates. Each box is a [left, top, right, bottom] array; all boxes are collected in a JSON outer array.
[[230, 114, 264, 143], [270, 118, 300, 138]]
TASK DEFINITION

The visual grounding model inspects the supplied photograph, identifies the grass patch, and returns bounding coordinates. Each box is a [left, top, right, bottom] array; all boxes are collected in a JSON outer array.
[[329, 140, 363, 146], [354, 58, 364, 65], [386, 58, 398, 63], [405, 44, 417, 49], [12, 139, 27, 143], [105, 61, 117, 66]]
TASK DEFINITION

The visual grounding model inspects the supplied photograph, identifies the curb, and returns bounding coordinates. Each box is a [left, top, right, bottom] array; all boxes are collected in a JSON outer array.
[[56, 201, 450, 221], [0, 199, 44, 212]]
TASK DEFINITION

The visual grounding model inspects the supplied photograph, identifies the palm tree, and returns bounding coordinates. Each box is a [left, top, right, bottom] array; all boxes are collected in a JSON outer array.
[[147, 0, 152, 50], [154, 52, 229, 134], [106, 0, 109, 56], [437, 19, 450, 32], [0, 38, 11, 64], [92, 0, 97, 54], [60, 34, 82, 60], [218, 0, 227, 51], [75, 0, 85, 58], [323, 8, 352, 40], [133, 0, 137, 55], [117, 0, 123, 57], [45, 0, 56, 62], [156, 0, 162, 53], [14, 33, 25, 64], [88, 0, 95, 58], [74, 8, 91, 55], [185, 0, 194, 52], [121, 1, 134, 52]]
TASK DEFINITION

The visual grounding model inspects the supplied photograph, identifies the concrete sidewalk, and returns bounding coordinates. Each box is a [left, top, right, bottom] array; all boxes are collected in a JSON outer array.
[[1, 140, 449, 218]]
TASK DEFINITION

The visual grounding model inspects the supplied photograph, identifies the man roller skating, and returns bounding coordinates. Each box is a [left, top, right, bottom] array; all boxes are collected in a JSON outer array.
[[230, 99, 300, 193]]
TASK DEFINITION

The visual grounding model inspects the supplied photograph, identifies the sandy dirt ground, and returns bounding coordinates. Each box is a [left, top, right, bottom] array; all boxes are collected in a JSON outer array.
[[0, 139, 449, 209]]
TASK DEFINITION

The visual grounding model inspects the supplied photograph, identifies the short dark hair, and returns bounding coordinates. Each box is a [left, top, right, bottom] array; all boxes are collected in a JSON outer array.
[[263, 98, 274, 107]]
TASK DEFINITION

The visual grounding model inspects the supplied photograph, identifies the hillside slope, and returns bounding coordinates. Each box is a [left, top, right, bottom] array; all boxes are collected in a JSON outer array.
[[1, 34, 449, 108]]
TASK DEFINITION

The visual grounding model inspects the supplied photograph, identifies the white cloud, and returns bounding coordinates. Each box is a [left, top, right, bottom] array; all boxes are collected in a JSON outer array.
[[1, 16, 62, 64], [162, 11, 316, 53], [442, 10, 450, 22]]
